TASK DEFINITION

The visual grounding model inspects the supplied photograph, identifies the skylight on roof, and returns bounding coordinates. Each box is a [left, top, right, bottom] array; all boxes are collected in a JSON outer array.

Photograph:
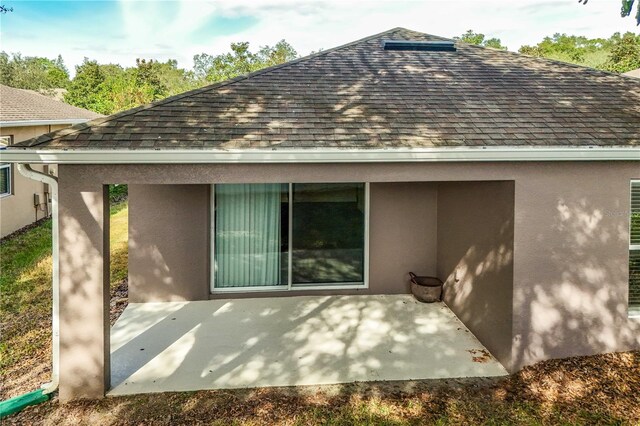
[[381, 40, 456, 52]]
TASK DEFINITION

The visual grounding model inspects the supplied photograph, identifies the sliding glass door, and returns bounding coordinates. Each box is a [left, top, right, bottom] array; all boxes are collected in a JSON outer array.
[[214, 184, 288, 289], [291, 183, 365, 286], [212, 182, 367, 291]]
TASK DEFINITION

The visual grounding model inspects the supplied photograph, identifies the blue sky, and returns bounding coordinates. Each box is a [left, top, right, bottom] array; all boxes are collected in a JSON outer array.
[[1, 0, 638, 75]]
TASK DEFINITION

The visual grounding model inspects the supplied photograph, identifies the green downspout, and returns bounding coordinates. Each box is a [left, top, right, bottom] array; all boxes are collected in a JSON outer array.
[[0, 164, 59, 419]]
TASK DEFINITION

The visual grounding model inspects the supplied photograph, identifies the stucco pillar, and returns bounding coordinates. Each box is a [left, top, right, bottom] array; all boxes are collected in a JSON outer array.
[[58, 170, 110, 401]]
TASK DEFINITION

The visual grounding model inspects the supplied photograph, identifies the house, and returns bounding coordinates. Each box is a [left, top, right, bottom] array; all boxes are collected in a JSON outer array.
[[0, 84, 102, 237], [1, 28, 639, 402]]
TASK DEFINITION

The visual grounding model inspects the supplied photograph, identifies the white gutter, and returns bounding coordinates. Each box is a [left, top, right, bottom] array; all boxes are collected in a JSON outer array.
[[0, 146, 639, 164], [16, 164, 59, 396], [0, 119, 90, 128]]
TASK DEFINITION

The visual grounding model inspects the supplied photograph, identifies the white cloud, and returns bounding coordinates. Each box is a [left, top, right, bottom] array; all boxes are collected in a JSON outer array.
[[2, 0, 639, 74]]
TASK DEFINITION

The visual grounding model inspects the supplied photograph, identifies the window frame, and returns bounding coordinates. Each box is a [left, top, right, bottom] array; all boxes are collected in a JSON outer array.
[[210, 182, 370, 293], [630, 180, 640, 317], [0, 135, 13, 198]]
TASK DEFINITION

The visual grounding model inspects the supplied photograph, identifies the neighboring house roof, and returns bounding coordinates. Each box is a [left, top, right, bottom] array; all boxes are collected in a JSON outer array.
[[25, 88, 68, 102], [0, 84, 101, 126], [623, 68, 640, 78], [9, 28, 640, 150]]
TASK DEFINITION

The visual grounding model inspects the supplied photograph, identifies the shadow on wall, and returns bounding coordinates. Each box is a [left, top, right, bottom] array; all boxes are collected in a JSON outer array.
[[59, 185, 111, 398], [436, 181, 515, 371], [127, 184, 210, 303], [512, 194, 640, 370]]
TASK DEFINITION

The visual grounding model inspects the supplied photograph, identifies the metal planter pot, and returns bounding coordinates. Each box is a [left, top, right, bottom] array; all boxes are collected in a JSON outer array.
[[409, 272, 443, 303]]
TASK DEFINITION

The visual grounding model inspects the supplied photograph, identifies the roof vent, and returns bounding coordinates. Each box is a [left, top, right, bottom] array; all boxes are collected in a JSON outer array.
[[382, 40, 456, 52]]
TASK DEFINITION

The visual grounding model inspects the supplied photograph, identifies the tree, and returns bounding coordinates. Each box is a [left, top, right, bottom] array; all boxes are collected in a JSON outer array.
[[134, 59, 168, 100], [64, 59, 112, 114], [621, 0, 640, 25], [519, 33, 606, 63], [580, 0, 639, 25], [257, 40, 299, 67], [604, 32, 640, 72], [0, 52, 70, 91], [454, 30, 507, 50], [7, 40, 296, 115], [65, 57, 198, 114], [518, 32, 640, 73], [147, 59, 197, 96], [193, 40, 297, 84]]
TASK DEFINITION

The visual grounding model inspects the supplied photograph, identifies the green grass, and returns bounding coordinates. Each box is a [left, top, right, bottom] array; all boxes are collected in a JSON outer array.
[[0, 220, 54, 385], [109, 202, 129, 286], [0, 220, 53, 317], [1, 199, 639, 424], [0, 202, 128, 399]]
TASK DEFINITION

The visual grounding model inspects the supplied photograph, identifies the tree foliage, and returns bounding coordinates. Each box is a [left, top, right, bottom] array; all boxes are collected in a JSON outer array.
[[519, 33, 607, 63], [0, 52, 70, 91], [3, 31, 637, 118], [604, 32, 640, 72], [454, 30, 507, 50], [63, 59, 111, 114], [519, 32, 640, 73], [193, 40, 297, 83], [60, 40, 298, 115], [64, 58, 196, 114], [621, 0, 639, 25]]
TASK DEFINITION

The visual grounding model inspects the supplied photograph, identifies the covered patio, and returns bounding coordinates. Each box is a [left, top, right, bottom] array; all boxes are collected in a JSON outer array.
[[109, 295, 507, 396]]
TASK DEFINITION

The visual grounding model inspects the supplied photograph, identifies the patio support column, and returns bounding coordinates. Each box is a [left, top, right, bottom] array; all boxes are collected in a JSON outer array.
[[58, 168, 110, 401]]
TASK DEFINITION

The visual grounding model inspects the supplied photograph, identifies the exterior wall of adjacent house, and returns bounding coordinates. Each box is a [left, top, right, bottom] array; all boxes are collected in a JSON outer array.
[[55, 161, 640, 400], [0, 124, 66, 238]]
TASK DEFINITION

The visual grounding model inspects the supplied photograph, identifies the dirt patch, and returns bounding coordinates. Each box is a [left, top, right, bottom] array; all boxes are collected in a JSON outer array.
[[109, 279, 129, 326], [4, 350, 639, 425], [1, 278, 128, 400]]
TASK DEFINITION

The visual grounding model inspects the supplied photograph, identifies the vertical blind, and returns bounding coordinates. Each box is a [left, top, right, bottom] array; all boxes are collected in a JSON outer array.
[[215, 184, 283, 288], [213, 183, 366, 290]]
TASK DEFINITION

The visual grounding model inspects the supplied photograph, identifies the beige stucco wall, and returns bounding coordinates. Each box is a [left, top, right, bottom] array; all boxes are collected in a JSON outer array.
[[127, 182, 439, 300], [128, 184, 210, 302], [436, 181, 515, 370], [58, 175, 110, 401], [0, 124, 65, 237], [512, 163, 640, 369], [56, 161, 640, 399]]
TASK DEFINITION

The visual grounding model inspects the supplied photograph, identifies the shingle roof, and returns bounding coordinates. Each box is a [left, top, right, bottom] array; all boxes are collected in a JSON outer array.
[[0, 85, 102, 123], [11, 28, 640, 150]]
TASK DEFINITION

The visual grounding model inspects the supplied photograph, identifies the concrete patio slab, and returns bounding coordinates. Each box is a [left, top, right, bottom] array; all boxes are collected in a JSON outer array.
[[109, 295, 507, 396]]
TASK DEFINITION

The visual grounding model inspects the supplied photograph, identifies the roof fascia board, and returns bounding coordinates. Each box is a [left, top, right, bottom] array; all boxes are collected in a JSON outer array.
[[1, 147, 638, 164], [0, 119, 91, 128]]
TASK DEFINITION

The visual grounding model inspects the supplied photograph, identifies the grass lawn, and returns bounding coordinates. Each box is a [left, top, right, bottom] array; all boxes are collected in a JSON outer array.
[[1, 202, 639, 425], [0, 202, 129, 400]]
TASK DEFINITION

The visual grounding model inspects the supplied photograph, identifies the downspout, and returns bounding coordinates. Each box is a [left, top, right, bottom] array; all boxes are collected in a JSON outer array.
[[16, 164, 59, 395], [0, 164, 58, 418]]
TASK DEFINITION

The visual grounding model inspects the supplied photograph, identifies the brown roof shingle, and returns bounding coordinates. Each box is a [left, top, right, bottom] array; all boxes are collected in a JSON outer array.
[[11, 28, 640, 150], [0, 85, 102, 123]]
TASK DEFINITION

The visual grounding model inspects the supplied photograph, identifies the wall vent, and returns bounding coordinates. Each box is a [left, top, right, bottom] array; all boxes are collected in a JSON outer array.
[[382, 40, 456, 52]]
